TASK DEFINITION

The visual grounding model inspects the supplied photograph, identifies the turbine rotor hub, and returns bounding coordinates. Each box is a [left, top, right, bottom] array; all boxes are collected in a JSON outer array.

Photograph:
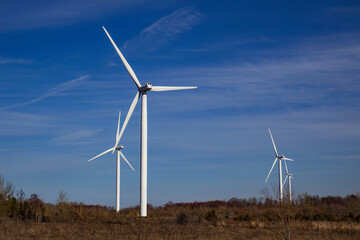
[[139, 82, 152, 92], [116, 145, 124, 150]]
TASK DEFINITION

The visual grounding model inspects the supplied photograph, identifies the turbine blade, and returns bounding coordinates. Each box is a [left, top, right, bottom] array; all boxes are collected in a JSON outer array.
[[268, 128, 278, 157], [283, 157, 294, 161], [102, 26, 142, 89], [113, 91, 140, 152], [284, 159, 289, 175], [119, 151, 135, 172], [282, 175, 288, 188], [88, 148, 114, 162], [265, 158, 278, 183], [150, 86, 197, 92], [115, 111, 121, 144]]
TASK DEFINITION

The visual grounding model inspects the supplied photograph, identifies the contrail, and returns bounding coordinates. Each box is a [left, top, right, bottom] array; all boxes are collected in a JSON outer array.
[[1, 75, 89, 110]]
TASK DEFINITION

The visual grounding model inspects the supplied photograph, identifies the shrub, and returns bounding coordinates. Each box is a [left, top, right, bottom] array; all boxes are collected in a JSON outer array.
[[234, 213, 251, 222], [176, 212, 188, 224], [23, 194, 46, 222], [205, 210, 217, 222]]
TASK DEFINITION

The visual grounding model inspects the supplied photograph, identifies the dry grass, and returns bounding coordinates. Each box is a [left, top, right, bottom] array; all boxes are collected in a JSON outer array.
[[312, 221, 360, 232], [0, 218, 359, 240]]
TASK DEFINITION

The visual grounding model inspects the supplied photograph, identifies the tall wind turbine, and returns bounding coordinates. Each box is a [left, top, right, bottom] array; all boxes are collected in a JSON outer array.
[[265, 128, 294, 202], [282, 160, 293, 202], [88, 111, 135, 212], [102, 26, 197, 217]]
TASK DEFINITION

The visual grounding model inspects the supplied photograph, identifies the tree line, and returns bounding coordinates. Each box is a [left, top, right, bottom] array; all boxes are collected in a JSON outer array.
[[0, 174, 359, 224]]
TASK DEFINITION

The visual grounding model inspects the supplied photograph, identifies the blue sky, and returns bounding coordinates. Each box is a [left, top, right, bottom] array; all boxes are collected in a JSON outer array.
[[1, 0, 360, 207]]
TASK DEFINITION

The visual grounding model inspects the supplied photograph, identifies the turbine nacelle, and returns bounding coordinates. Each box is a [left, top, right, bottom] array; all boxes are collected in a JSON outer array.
[[278, 155, 285, 159], [139, 83, 152, 92], [116, 145, 124, 150]]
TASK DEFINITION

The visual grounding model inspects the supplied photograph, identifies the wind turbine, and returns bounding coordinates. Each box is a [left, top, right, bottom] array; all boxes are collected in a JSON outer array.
[[88, 111, 135, 212], [265, 128, 294, 202], [282, 160, 293, 202], [102, 26, 197, 217]]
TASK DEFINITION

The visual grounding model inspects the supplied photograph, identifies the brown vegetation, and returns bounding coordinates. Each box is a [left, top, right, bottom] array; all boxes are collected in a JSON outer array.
[[0, 174, 359, 239]]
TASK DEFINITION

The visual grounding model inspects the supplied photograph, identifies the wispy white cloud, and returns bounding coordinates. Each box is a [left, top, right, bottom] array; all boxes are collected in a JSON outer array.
[[53, 129, 102, 145], [0, 110, 56, 136], [123, 7, 204, 52], [331, 7, 360, 14], [323, 155, 360, 161], [175, 37, 273, 53], [107, 62, 120, 67], [0, 0, 149, 31], [144, 33, 360, 113], [1, 75, 89, 110], [0, 57, 33, 64]]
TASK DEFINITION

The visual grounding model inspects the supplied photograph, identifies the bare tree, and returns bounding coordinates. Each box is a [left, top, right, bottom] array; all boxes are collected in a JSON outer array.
[[17, 189, 26, 219], [56, 190, 68, 204], [0, 174, 15, 200]]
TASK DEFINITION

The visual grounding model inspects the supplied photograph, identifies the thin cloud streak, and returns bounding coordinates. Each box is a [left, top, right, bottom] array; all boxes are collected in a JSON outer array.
[[0, 0, 149, 31], [146, 33, 360, 112], [53, 129, 103, 145], [331, 7, 360, 14], [1, 75, 89, 110], [0, 110, 56, 136], [123, 7, 204, 52], [175, 38, 273, 53], [0, 57, 33, 64]]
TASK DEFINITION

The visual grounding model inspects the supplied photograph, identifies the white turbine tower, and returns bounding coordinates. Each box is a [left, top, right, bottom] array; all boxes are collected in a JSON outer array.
[[102, 26, 197, 217], [282, 160, 293, 202], [88, 111, 135, 212], [265, 128, 294, 202]]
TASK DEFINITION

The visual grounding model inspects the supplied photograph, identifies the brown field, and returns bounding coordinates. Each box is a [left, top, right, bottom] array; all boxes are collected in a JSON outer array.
[[1, 217, 359, 240], [1, 175, 360, 239]]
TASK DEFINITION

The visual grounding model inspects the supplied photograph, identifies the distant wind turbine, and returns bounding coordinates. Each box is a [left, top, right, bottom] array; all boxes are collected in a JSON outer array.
[[282, 160, 293, 202], [265, 128, 294, 202], [88, 111, 135, 212], [102, 26, 197, 217]]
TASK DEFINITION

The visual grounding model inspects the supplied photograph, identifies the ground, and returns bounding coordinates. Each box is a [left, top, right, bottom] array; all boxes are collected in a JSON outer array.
[[1, 218, 359, 240]]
